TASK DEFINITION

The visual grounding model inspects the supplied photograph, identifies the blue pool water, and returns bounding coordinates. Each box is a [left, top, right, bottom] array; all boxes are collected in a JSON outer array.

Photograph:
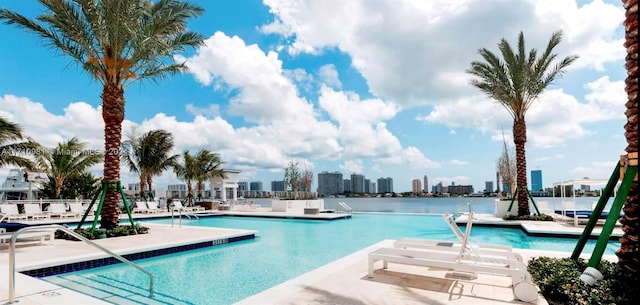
[[43, 209, 619, 305]]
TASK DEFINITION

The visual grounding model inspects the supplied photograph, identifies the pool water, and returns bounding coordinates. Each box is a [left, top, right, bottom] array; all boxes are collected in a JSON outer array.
[[44, 213, 619, 305]]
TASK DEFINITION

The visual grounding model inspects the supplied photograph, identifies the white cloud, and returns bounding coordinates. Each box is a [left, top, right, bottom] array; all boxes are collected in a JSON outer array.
[[318, 64, 342, 88], [340, 159, 363, 174], [449, 159, 469, 166], [418, 76, 625, 149], [185, 104, 220, 118], [261, 0, 624, 107]]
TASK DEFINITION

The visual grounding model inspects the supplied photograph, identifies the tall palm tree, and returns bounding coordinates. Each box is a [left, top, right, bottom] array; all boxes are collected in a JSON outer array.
[[1, 1, 205, 228], [0, 116, 39, 170], [467, 31, 577, 216], [122, 128, 178, 200], [617, 0, 638, 274], [193, 149, 225, 201], [173, 150, 197, 204], [36, 137, 103, 198]]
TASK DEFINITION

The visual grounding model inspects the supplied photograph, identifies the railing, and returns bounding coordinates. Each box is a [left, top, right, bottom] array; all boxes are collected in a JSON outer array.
[[336, 201, 353, 216], [7, 225, 154, 303], [171, 209, 199, 228]]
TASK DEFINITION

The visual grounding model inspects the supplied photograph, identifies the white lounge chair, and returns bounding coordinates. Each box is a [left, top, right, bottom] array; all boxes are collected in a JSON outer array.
[[172, 201, 202, 212], [134, 201, 151, 213], [48, 203, 76, 218], [146, 201, 162, 213], [68, 203, 84, 217], [23, 204, 50, 220], [395, 212, 523, 262], [369, 204, 539, 302], [0, 227, 54, 245], [0, 204, 28, 221]]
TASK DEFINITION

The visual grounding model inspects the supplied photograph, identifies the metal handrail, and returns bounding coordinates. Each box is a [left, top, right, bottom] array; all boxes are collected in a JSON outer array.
[[170, 208, 199, 228], [8, 224, 154, 303], [336, 201, 352, 216]]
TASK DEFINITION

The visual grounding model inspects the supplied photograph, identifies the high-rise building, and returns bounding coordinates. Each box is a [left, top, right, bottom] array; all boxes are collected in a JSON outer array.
[[531, 169, 543, 192], [412, 179, 422, 193], [343, 179, 351, 193], [237, 181, 248, 191], [377, 177, 394, 194], [249, 181, 263, 191], [364, 179, 371, 193], [432, 182, 443, 194], [485, 181, 494, 193], [271, 180, 285, 192], [317, 171, 344, 196], [423, 175, 428, 193], [350, 174, 365, 193]]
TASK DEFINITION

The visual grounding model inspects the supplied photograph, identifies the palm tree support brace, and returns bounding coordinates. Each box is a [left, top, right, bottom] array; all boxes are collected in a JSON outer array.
[[571, 153, 638, 268], [77, 180, 137, 234]]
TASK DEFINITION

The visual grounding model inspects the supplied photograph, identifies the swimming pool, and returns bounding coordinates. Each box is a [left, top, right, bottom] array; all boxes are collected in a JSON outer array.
[[43, 213, 619, 305]]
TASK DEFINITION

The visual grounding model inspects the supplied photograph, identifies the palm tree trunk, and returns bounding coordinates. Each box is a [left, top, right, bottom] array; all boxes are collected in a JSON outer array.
[[139, 173, 146, 200], [513, 117, 530, 216], [100, 83, 125, 229], [616, 0, 639, 274], [146, 176, 153, 200]]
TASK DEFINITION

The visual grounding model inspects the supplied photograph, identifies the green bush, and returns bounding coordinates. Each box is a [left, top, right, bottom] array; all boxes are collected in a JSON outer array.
[[503, 213, 554, 221], [55, 225, 149, 241], [528, 257, 638, 305]]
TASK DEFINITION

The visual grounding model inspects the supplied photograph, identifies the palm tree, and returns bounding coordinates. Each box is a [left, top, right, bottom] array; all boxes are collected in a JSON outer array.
[[193, 149, 225, 202], [467, 31, 577, 216], [36, 137, 103, 198], [617, 0, 638, 274], [122, 128, 178, 200], [173, 150, 197, 204], [1, 1, 205, 228], [0, 116, 39, 170]]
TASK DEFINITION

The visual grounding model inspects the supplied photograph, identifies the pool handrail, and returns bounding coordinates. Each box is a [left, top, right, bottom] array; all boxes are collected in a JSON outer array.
[[336, 201, 352, 215], [8, 224, 154, 303]]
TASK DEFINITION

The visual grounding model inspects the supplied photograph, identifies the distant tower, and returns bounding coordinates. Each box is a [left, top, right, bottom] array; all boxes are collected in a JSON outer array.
[[531, 169, 543, 192], [412, 179, 422, 193], [423, 175, 429, 193]]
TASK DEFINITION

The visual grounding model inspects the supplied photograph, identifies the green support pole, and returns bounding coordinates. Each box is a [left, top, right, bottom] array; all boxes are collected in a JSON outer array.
[[506, 187, 538, 215], [89, 181, 109, 234], [571, 162, 621, 260], [587, 165, 636, 268], [118, 181, 137, 229], [76, 186, 104, 229]]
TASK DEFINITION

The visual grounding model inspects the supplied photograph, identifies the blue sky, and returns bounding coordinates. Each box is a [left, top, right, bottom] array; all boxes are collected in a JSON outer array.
[[0, 0, 628, 193]]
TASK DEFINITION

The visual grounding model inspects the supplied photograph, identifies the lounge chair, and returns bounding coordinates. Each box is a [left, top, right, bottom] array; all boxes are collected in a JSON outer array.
[[172, 201, 203, 212], [146, 201, 162, 213], [369, 204, 538, 302], [134, 201, 151, 213], [68, 203, 84, 217], [394, 210, 523, 262], [23, 204, 50, 220], [0, 204, 28, 221], [48, 203, 76, 218], [0, 227, 54, 245]]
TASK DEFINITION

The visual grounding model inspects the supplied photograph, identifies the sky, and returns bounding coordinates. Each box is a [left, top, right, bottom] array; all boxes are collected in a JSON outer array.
[[0, 0, 628, 193]]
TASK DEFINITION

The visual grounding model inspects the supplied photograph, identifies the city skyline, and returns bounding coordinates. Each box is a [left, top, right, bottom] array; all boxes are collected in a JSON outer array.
[[1, 0, 627, 193]]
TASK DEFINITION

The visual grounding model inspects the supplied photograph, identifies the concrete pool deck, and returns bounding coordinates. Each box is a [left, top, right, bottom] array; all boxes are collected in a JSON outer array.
[[0, 212, 621, 304]]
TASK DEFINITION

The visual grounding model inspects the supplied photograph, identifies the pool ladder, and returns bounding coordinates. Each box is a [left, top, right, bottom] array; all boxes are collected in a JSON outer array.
[[171, 209, 200, 228], [336, 201, 353, 216], [6, 224, 154, 304]]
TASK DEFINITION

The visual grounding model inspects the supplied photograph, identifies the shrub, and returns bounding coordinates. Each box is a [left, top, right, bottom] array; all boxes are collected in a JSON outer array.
[[528, 257, 638, 305], [55, 225, 149, 241]]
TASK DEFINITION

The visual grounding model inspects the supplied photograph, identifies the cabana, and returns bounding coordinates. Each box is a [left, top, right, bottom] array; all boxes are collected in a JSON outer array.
[[552, 178, 619, 225]]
